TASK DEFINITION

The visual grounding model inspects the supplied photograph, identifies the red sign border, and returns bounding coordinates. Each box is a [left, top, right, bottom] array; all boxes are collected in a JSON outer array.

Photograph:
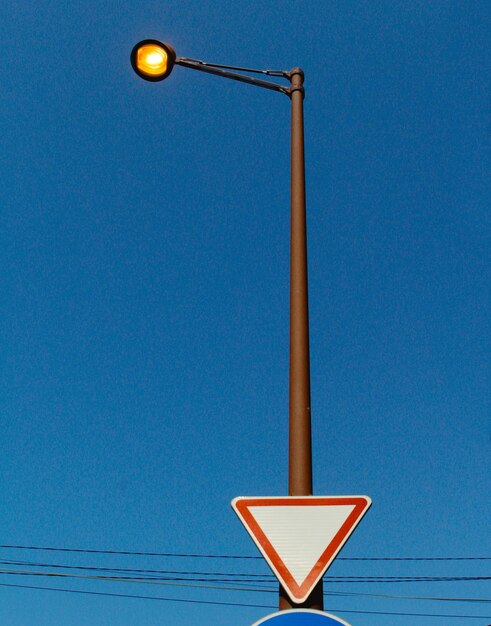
[[232, 496, 371, 603]]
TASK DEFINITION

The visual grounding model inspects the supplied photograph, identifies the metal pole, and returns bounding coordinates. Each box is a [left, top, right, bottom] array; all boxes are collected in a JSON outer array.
[[279, 68, 324, 612]]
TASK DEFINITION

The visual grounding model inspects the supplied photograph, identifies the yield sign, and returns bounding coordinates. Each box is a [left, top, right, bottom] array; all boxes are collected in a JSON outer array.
[[232, 496, 371, 604]]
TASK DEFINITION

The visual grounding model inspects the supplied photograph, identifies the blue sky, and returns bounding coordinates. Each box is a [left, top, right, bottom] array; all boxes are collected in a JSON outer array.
[[1, 1, 490, 625]]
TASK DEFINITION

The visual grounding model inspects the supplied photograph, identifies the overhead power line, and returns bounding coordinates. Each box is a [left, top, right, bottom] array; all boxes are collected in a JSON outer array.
[[0, 559, 273, 579], [0, 560, 491, 603], [3, 572, 490, 605], [4, 558, 489, 587], [327, 589, 491, 604], [2, 561, 491, 604], [343, 556, 491, 562], [0, 568, 271, 585], [2, 544, 490, 561], [1, 582, 491, 620], [0, 581, 273, 609], [0, 544, 260, 559], [1, 567, 490, 585]]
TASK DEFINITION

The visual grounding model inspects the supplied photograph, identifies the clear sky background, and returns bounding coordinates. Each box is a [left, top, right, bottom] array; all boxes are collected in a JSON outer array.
[[1, 1, 490, 625]]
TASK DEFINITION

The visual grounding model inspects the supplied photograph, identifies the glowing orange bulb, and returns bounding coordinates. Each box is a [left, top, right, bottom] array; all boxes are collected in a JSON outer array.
[[136, 44, 169, 77]]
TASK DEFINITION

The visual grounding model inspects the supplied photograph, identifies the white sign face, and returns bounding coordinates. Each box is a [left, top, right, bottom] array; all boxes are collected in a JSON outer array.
[[232, 496, 371, 603]]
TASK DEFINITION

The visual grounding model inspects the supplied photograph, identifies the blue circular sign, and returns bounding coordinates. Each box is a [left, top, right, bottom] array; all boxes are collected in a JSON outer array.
[[252, 610, 351, 626]]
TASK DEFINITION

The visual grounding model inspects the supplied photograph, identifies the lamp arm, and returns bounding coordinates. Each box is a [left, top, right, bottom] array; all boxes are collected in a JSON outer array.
[[175, 57, 292, 96], [177, 57, 288, 77]]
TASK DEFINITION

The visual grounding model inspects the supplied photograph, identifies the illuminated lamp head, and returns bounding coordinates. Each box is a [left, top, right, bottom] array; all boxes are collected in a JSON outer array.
[[131, 39, 176, 81]]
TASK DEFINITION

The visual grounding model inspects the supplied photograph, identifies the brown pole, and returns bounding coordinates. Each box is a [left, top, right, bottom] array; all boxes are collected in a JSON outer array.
[[279, 69, 324, 611]]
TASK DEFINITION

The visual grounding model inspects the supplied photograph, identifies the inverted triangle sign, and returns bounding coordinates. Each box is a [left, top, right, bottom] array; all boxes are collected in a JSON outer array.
[[232, 496, 371, 603]]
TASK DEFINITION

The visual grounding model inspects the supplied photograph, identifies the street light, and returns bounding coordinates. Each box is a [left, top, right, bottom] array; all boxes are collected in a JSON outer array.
[[131, 40, 176, 81], [130, 39, 322, 612]]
